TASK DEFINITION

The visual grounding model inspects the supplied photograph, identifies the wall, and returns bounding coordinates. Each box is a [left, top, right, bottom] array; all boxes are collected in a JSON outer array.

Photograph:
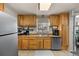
[[69, 11, 74, 52], [38, 16, 48, 23], [4, 4, 17, 18], [68, 10, 79, 52]]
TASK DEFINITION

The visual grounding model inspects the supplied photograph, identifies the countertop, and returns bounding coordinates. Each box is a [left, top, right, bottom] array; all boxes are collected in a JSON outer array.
[[18, 34, 61, 38]]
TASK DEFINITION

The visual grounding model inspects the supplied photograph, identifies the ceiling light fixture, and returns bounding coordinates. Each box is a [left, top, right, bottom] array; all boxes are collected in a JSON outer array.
[[39, 3, 51, 11]]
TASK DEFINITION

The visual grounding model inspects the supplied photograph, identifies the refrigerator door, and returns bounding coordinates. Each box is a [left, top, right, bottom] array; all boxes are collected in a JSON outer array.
[[0, 11, 17, 35], [0, 34, 18, 56]]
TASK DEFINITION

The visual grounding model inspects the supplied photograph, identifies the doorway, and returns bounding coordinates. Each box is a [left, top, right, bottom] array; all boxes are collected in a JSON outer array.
[[73, 15, 79, 55]]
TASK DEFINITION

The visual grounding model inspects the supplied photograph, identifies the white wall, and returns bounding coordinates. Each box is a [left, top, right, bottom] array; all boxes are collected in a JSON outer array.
[[4, 4, 17, 18], [38, 16, 48, 23], [69, 11, 74, 52], [69, 11, 79, 52]]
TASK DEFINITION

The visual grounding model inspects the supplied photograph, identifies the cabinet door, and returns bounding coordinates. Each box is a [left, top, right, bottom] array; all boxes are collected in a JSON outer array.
[[49, 15, 59, 26], [18, 15, 36, 27], [27, 16, 36, 27], [61, 25, 69, 50], [21, 39, 28, 49], [23, 15, 30, 26], [38, 39, 43, 49], [18, 36, 22, 49], [44, 39, 51, 49], [0, 3, 4, 11], [29, 39, 39, 49], [18, 15, 24, 27], [60, 13, 69, 50], [33, 16, 37, 26]]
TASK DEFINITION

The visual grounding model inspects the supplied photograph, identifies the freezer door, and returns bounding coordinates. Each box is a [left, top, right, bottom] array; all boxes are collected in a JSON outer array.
[[0, 34, 18, 56], [0, 12, 17, 35]]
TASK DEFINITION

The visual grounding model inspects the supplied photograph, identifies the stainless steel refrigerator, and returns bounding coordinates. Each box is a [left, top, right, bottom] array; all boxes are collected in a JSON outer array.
[[0, 11, 18, 56]]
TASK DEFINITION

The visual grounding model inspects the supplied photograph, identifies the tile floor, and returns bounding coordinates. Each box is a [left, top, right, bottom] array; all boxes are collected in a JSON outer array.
[[18, 50, 73, 56]]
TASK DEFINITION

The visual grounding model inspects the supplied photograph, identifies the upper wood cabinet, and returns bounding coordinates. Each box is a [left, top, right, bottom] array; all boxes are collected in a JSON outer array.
[[59, 13, 69, 25], [0, 3, 4, 11], [48, 15, 60, 26], [18, 15, 24, 27], [18, 15, 37, 27], [43, 38, 51, 49]]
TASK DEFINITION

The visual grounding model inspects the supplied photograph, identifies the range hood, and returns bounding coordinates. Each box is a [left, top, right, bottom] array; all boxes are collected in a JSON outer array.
[[37, 15, 50, 35]]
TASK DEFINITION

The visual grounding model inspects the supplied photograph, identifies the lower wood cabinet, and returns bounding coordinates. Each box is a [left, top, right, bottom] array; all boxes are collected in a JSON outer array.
[[18, 35, 52, 50], [18, 38, 22, 49], [29, 39, 44, 49], [21, 39, 28, 49], [29, 39, 39, 49], [44, 39, 51, 49], [38, 40, 43, 49]]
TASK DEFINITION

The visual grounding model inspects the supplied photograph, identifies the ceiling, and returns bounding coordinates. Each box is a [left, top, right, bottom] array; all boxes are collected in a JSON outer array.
[[6, 3, 79, 15]]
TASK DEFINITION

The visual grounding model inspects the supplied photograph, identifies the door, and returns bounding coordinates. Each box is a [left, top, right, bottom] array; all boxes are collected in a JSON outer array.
[[73, 15, 79, 55]]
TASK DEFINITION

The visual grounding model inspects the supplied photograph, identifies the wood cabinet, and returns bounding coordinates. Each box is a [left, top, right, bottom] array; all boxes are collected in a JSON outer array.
[[18, 36, 22, 49], [44, 38, 51, 49], [59, 13, 69, 50], [18, 35, 51, 50], [38, 39, 43, 49], [29, 38, 43, 49], [0, 3, 4, 11], [18, 15, 37, 27], [48, 13, 69, 50], [29, 39, 39, 49], [18, 35, 29, 49], [21, 39, 28, 49], [18, 15, 24, 27], [49, 15, 60, 26]]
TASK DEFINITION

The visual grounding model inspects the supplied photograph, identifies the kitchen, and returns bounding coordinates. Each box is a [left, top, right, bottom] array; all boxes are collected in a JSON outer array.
[[0, 3, 79, 56]]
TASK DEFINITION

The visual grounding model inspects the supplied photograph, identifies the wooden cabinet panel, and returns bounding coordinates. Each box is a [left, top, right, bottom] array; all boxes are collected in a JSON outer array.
[[18, 15, 37, 27], [18, 15, 24, 27], [22, 39, 28, 49], [38, 40, 43, 49], [59, 13, 69, 50], [44, 39, 51, 49], [29, 39, 39, 49], [18, 35, 29, 49], [24, 15, 36, 27], [0, 3, 4, 11], [18, 35, 52, 50], [23, 15, 30, 26], [18, 36, 22, 49], [49, 15, 60, 26]]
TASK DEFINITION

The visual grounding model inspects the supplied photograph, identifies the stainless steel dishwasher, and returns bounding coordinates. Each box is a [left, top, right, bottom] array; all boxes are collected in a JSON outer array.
[[51, 37, 61, 50]]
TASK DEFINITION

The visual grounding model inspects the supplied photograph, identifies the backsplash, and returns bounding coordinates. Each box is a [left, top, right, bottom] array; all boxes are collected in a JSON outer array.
[[18, 27, 37, 34], [28, 27, 37, 34]]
